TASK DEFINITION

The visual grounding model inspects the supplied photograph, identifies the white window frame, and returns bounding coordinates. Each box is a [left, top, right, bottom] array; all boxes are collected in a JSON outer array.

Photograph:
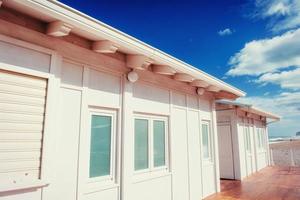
[[201, 120, 213, 162], [87, 108, 117, 184], [133, 114, 169, 174]]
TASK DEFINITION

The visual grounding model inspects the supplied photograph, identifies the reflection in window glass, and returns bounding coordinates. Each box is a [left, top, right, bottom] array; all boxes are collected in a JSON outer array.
[[153, 120, 166, 167], [202, 123, 210, 159], [245, 127, 251, 152], [134, 119, 149, 170], [89, 115, 112, 178]]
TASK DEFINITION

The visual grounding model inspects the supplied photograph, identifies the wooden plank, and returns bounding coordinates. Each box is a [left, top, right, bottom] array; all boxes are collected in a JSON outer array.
[[205, 167, 300, 200]]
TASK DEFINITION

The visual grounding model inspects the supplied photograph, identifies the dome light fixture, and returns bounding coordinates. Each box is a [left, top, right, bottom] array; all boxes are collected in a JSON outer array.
[[127, 71, 139, 83], [197, 87, 205, 96]]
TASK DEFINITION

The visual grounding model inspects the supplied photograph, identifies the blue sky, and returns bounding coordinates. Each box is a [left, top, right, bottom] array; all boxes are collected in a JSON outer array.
[[60, 0, 300, 137]]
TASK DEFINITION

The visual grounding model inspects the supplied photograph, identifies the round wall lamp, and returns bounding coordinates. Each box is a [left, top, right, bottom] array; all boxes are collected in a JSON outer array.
[[197, 87, 205, 96], [127, 71, 139, 83]]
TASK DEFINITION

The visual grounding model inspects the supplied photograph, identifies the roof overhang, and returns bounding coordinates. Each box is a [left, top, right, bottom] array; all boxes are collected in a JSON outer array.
[[1, 0, 245, 98], [216, 100, 281, 121]]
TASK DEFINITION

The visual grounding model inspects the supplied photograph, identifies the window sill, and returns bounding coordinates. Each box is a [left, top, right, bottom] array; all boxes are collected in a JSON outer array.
[[132, 170, 171, 184], [0, 180, 49, 193], [203, 159, 214, 166]]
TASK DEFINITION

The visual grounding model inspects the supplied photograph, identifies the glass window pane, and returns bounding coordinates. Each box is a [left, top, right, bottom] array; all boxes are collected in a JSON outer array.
[[153, 120, 166, 167], [202, 123, 209, 159], [134, 119, 149, 170], [257, 129, 261, 148], [245, 127, 251, 151], [89, 115, 112, 178]]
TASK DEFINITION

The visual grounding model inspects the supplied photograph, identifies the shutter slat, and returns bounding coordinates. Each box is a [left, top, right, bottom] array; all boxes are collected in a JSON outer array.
[[0, 113, 44, 124], [0, 103, 45, 115], [0, 151, 41, 160], [0, 85, 46, 98], [0, 93, 45, 106], [0, 133, 42, 140]]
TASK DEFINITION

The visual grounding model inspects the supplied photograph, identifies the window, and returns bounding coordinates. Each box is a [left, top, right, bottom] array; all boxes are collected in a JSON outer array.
[[134, 115, 168, 172], [89, 111, 115, 179], [202, 121, 212, 160], [134, 119, 149, 170], [244, 126, 251, 152], [153, 120, 166, 167], [257, 128, 262, 148], [257, 128, 265, 150]]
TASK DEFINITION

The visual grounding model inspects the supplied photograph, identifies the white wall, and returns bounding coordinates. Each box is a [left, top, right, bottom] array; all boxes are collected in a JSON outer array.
[[0, 34, 220, 200]]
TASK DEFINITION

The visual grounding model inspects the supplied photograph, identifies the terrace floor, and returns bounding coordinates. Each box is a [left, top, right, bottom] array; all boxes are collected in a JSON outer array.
[[205, 166, 300, 200]]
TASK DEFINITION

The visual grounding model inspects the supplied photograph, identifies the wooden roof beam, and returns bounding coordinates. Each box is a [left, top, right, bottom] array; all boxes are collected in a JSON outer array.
[[190, 79, 210, 88], [126, 54, 153, 70], [207, 85, 221, 92], [47, 21, 72, 37], [92, 40, 119, 53], [215, 91, 238, 100], [152, 65, 176, 75], [173, 73, 194, 83]]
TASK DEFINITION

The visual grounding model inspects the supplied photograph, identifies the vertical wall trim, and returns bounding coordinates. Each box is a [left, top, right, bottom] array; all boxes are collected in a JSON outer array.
[[169, 91, 174, 200], [41, 53, 62, 200], [197, 98, 203, 199], [120, 75, 134, 200], [265, 127, 271, 166], [211, 100, 220, 192], [185, 95, 191, 200], [76, 66, 89, 200], [252, 123, 259, 172]]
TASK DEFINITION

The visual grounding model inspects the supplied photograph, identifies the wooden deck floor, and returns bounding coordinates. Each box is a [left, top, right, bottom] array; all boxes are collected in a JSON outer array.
[[205, 166, 300, 200]]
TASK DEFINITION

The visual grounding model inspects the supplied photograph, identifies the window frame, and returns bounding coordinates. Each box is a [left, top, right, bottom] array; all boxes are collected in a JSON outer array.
[[87, 108, 117, 183], [133, 114, 169, 174], [201, 120, 213, 162]]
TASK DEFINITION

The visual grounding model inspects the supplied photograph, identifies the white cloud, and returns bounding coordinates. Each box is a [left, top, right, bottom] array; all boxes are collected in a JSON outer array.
[[227, 28, 300, 77], [256, 68, 300, 90], [218, 28, 233, 36], [238, 92, 300, 136], [255, 0, 300, 32]]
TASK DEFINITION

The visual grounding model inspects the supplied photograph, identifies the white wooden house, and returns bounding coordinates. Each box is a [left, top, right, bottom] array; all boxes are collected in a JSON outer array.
[[216, 101, 280, 180], [0, 1, 248, 200]]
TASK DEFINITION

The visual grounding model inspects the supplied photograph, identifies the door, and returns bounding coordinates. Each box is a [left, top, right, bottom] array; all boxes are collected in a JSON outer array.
[[217, 124, 235, 179], [244, 126, 253, 176]]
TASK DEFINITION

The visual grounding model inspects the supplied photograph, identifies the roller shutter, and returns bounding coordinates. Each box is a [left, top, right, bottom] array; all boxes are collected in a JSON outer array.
[[0, 69, 47, 184]]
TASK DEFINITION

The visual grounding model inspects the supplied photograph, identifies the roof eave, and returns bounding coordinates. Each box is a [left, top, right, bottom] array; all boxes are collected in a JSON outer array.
[[8, 0, 245, 97]]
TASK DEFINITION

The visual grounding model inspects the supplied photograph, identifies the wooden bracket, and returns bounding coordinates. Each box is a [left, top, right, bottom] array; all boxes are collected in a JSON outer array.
[[92, 40, 119, 53], [47, 21, 72, 37], [126, 54, 152, 70]]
